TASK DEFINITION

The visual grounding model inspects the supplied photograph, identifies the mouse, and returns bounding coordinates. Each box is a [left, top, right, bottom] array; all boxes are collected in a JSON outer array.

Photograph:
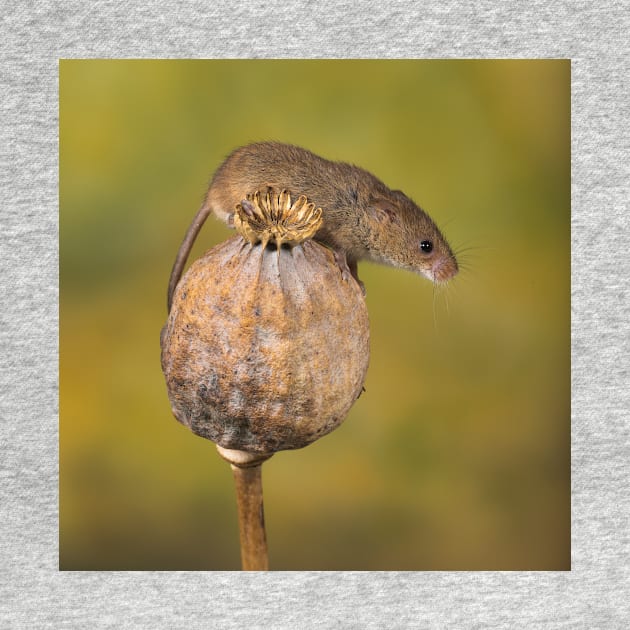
[[167, 142, 458, 311]]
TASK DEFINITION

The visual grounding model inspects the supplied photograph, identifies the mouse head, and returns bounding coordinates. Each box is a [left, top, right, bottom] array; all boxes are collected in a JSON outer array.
[[367, 191, 458, 283]]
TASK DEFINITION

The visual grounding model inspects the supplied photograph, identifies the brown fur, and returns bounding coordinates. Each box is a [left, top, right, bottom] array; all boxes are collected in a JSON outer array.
[[167, 142, 457, 310]]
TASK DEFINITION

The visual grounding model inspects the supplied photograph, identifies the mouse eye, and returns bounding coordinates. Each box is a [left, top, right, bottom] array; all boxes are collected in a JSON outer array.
[[420, 240, 433, 254]]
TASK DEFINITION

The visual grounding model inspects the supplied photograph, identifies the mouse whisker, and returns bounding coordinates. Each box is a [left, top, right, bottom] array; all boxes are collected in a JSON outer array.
[[432, 280, 438, 331]]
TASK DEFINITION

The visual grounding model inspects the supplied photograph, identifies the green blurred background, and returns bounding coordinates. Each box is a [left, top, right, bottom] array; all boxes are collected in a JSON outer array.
[[60, 60, 569, 570]]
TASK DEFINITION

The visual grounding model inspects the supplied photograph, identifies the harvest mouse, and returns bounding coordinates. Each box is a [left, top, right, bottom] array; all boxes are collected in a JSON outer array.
[[167, 142, 458, 310]]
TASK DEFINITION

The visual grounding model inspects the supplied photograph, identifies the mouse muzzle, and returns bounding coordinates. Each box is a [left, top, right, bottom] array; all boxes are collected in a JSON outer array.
[[431, 254, 458, 283]]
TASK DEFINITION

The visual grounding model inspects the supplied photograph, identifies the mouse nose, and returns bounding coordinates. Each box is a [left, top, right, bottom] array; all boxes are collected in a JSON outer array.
[[432, 255, 458, 283]]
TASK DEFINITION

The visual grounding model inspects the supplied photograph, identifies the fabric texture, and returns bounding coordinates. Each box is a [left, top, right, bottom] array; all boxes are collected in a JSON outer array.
[[1, 1, 629, 627]]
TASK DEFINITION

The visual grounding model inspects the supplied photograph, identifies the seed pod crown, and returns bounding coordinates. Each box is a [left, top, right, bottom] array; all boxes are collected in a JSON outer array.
[[233, 187, 323, 249]]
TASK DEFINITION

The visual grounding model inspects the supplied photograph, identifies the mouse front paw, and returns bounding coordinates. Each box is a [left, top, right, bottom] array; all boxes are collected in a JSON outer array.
[[333, 250, 365, 295], [333, 249, 351, 280]]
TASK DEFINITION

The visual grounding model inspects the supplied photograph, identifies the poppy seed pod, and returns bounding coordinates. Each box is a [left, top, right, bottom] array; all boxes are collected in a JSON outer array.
[[161, 188, 370, 455]]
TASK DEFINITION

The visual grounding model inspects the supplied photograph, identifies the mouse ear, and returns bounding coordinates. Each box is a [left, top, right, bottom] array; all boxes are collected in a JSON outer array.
[[368, 196, 400, 225]]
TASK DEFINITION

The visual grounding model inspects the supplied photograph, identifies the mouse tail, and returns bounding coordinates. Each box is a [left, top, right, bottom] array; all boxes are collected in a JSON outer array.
[[167, 201, 213, 312]]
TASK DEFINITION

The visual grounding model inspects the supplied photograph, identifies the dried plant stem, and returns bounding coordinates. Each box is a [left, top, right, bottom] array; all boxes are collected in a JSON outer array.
[[216, 446, 272, 571], [231, 463, 268, 571]]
